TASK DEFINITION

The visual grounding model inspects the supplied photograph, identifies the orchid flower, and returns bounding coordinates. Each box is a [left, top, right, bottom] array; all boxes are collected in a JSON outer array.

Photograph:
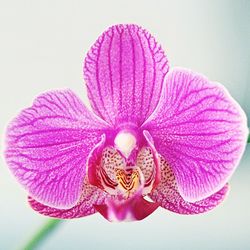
[[5, 24, 248, 222]]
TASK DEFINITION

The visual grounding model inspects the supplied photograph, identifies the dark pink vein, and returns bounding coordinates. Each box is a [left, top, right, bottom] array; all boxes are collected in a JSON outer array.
[[144, 35, 156, 120], [108, 28, 114, 107], [137, 30, 146, 124], [119, 29, 123, 119], [128, 27, 136, 118]]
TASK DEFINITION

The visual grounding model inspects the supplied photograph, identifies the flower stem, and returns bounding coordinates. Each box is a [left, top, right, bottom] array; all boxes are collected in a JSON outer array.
[[22, 219, 62, 250], [248, 133, 250, 143]]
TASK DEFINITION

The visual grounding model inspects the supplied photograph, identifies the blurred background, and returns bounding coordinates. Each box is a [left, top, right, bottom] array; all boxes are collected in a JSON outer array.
[[0, 0, 249, 249]]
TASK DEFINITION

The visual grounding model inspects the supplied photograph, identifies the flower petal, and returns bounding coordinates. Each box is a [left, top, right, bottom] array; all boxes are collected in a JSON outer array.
[[149, 156, 229, 214], [143, 68, 248, 202], [5, 90, 109, 209], [84, 24, 169, 126], [28, 178, 107, 219], [94, 195, 159, 222]]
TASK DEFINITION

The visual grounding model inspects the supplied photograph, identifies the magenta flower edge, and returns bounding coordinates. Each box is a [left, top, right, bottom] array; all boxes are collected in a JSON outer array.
[[5, 24, 248, 222]]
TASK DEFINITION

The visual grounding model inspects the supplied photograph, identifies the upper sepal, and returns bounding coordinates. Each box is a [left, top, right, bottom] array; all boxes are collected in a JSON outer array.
[[84, 24, 169, 127]]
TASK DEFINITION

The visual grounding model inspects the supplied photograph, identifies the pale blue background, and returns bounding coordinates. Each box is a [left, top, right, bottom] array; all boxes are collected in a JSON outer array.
[[0, 0, 249, 249]]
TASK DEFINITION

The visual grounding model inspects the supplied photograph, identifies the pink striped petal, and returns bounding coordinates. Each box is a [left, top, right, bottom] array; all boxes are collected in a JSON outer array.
[[5, 90, 109, 209], [149, 157, 229, 214], [143, 68, 248, 202], [84, 24, 169, 126], [28, 179, 107, 219]]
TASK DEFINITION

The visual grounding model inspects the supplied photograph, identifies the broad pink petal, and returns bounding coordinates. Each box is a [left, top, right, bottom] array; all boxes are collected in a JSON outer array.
[[5, 90, 109, 209], [143, 68, 248, 202], [94, 195, 159, 222], [84, 24, 169, 126], [28, 179, 107, 219], [149, 157, 229, 214]]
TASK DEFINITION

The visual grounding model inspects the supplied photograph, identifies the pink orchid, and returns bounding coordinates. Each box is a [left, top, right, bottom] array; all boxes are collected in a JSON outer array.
[[5, 24, 248, 222]]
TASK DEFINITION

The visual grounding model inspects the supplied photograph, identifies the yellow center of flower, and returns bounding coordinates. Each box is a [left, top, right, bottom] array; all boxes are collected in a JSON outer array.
[[115, 168, 140, 198]]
